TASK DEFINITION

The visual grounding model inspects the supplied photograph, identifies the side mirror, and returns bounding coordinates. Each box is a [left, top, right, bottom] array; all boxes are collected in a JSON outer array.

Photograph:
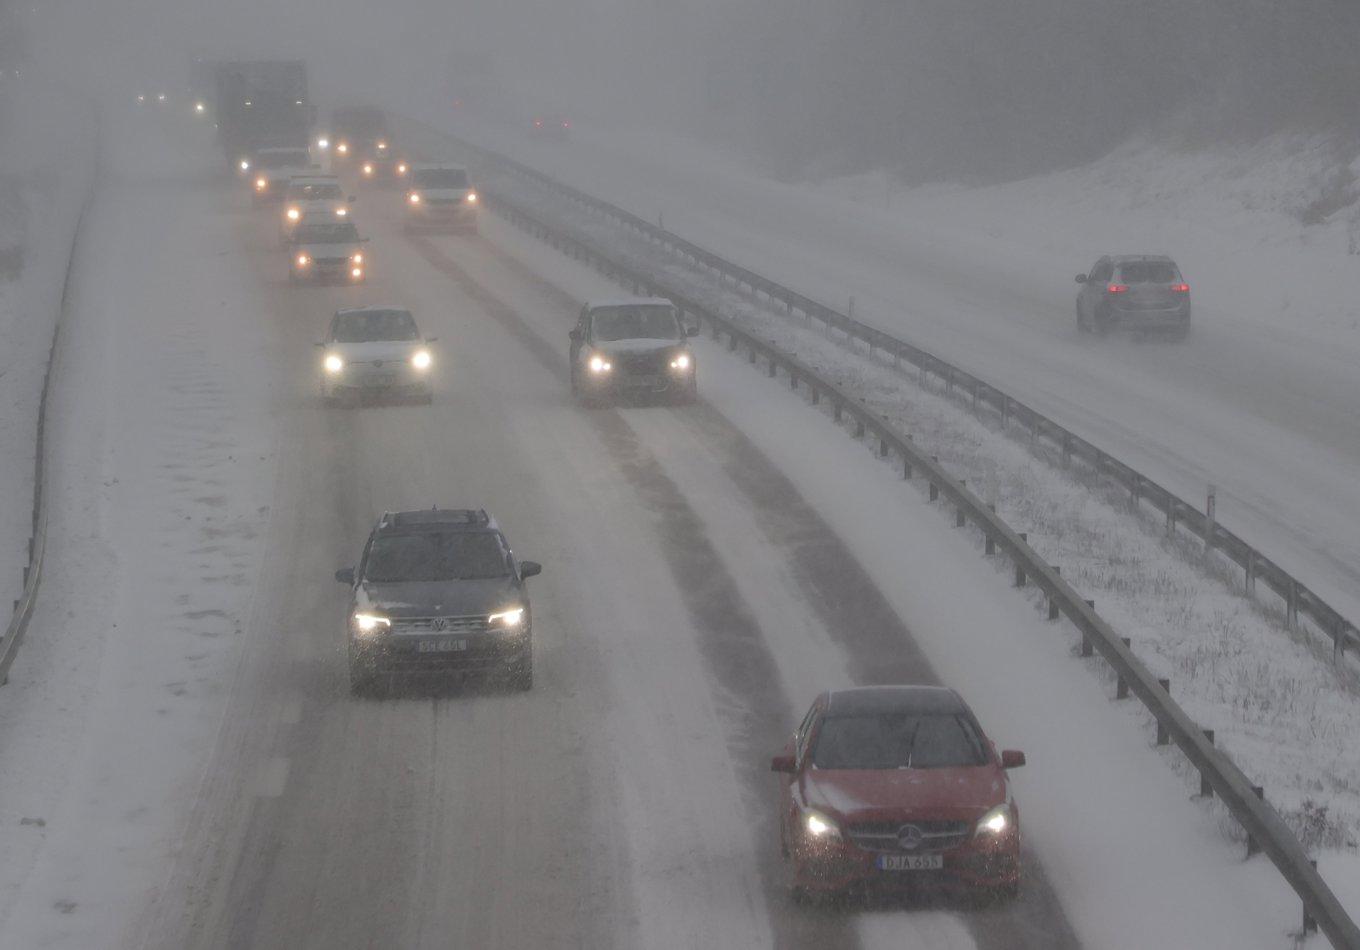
[[334, 567, 355, 585], [1074, 274, 1088, 284], [520, 560, 542, 578], [770, 754, 796, 774], [569, 329, 582, 343], [685, 325, 700, 337], [1000, 750, 1026, 769]]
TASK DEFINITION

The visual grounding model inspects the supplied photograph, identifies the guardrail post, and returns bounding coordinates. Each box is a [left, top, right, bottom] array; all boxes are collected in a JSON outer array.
[[1156, 680, 1171, 744], [1166, 499, 1178, 536], [1200, 730, 1216, 798], [790, 371, 798, 391], [1014, 534, 1028, 587], [1062, 433, 1071, 469], [1130, 474, 1142, 512], [985, 506, 996, 554], [955, 484, 967, 526], [1000, 396, 1009, 429], [1245, 551, 1256, 595], [748, 345, 757, 365], [971, 382, 979, 414], [833, 400, 842, 423], [1205, 484, 1217, 556], [1246, 787, 1265, 857], [728, 332, 738, 352], [811, 385, 820, 406], [1045, 566, 1061, 620], [1287, 580, 1299, 631], [1116, 638, 1132, 698]]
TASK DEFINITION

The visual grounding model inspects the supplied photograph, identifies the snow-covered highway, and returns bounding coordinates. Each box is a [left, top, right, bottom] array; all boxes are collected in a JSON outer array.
[[0, 112, 1319, 950]]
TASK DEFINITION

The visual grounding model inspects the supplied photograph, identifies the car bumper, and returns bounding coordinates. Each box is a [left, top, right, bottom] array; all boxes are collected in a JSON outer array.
[[582, 369, 694, 396], [326, 366, 430, 395], [406, 205, 477, 228], [293, 263, 365, 283], [790, 834, 1019, 894], [1110, 304, 1190, 330], [351, 631, 530, 675]]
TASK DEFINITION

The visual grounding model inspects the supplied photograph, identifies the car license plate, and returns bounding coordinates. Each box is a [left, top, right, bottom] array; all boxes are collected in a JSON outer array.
[[417, 638, 467, 653], [877, 854, 943, 871]]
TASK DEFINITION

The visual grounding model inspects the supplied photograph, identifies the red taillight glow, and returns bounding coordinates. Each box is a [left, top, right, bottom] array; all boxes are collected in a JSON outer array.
[[1107, 283, 1129, 294], [1172, 283, 1190, 293]]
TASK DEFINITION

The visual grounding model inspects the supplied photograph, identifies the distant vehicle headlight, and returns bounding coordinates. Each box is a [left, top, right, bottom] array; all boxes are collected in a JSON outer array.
[[670, 353, 691, 371], [351, 267, 363, 279], [488, 606, 524, 628], [336, 142, 349, 154], [350, 252, 363, 264], [975, 804, 1011, 837], [376, 141, 388, 151], [409, 193, 421, 204], [296, 253, 310, 267], [157, 93, 167, 102], [335, 207, 348, 217], [466, 192, 478, 204], [352, 612, 390, 634], [396, 163, 408, 175], [239, 159, 250, 171], [323, 354, 344, 373], [194, 101, 205, 113], [411, 349, 432, 370], [255, 177, 268, 190], [316, 137, 330, 150], [137, 94, 146, 103], [588, 354, 612, 374], [286, 207, 300, 221], [804, 810, 841, 840], [361, 163, 374, 176]]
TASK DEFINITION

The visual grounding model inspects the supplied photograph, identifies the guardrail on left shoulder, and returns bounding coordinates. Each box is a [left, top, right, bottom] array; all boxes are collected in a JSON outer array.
[[0, 190, 91, 687]]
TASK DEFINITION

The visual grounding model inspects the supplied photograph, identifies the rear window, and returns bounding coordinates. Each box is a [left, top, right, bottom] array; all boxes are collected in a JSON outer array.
[[413, 169, 469, 189], [290, 182, 343, 201], [1116, 261, 1179, 284]]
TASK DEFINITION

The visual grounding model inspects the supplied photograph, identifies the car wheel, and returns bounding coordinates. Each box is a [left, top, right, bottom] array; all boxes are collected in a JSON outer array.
[[508, 649, 533, 691]]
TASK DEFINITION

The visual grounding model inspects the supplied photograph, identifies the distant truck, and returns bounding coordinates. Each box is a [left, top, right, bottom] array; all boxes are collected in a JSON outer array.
[[214, 60, 313, 172]]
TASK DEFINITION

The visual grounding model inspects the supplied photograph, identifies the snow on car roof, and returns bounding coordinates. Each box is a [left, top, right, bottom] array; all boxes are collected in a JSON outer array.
[[586, 297, 676, 309], [825, 685, 967, 716]]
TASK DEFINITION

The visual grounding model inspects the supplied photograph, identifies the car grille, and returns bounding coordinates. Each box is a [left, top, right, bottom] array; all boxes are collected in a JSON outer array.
[[847, 819, 971, 854], [429, 197, 462, 206], [392, 615, 490, 634], [617, 352, 666, 376], [316, 256, 347, 266]]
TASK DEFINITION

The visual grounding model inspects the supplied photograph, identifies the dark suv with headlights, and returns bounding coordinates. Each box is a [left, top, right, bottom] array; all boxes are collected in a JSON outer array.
[[335, 508, 542, 694], [568, 298, 699, 404]]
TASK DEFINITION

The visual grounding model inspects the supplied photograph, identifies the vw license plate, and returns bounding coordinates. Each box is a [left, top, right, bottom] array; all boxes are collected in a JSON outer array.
[[877, 854, 943, 871], [417, 638, 467, 653]]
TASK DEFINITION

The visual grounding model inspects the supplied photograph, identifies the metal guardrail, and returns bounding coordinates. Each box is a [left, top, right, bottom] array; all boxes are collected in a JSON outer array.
[[429, 125, 1360, 671], [465, 173, 1360, 948], [0, 189, 90, 687]]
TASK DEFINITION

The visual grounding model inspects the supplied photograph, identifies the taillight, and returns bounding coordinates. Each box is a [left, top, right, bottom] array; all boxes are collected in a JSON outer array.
[[1171, 283, 1190, 293], [1106, 283, 1129, 294]]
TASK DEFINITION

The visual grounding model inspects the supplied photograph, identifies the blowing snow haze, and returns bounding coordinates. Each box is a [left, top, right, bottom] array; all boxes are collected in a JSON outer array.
[[18, 0, 1360, 181]]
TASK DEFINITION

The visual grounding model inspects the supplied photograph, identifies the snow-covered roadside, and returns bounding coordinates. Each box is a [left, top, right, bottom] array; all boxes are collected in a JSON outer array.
[[0, 115, 280, 946], [0, 75, 96, 630], [471, 213, 1326, 950]]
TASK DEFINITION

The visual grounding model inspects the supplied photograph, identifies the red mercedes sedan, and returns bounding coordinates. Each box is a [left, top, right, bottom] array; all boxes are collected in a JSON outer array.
[[772, 685, 1025, 900]]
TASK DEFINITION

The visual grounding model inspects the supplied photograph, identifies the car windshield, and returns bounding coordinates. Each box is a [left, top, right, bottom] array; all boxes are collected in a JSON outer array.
[[810, 713, 988, 769], [413, 169, 469, 189], [297, 222, 359, 244], [333, 310, 419, 343], [365, 531, 510, 582], [591, 305, 681, 342], [257, 150, 310, 168], [1117, 261, 1179, 283], [292, 183, 342, 201]]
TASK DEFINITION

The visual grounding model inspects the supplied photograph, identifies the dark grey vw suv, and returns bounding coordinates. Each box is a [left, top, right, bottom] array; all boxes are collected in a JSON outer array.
[[335, 508, 541, 694], [1075, 255, 1190, 340]]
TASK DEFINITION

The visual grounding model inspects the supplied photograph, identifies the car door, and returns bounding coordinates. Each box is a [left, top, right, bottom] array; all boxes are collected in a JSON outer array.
[[1079, 257, 1107, 317], [783, 699, 823, 841]]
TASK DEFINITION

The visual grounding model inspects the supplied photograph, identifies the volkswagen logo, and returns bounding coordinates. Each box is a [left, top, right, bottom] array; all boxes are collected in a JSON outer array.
[[431, 618, 447, 631], [897, 824, 925, 851]]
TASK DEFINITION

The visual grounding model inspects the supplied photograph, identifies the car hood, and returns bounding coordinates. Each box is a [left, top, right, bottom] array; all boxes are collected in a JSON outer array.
[[295, 240, 363, 257], [328, 340, 424, 363], [415, 188, 472, 201], [264, 167, 311, 181], [295, 200, 346, 214], [356, 577, 519, 619], [595, 339, 686, 356], [801, 766, 1006, 823]]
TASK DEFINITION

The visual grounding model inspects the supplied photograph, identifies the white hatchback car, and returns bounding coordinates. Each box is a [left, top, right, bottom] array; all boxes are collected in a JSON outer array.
[[318, 307, 436, 405], [280, 176, 353, 242]]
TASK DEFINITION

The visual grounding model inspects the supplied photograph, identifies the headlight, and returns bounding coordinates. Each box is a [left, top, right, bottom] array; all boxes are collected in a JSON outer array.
[[194, 101, 205, 113], [336, 142, 349, 154], [670, 353, 692, 371], [335, 207, 348, 217], [350, 252, 363, 264], [286, 207, 300, 221], [489, 606, 525, 628], [255, 177, 268, 190], [411, 349, 432, 370], [137, 94, 146, 103], [588, 354, 612, 374], [975, 804, 1011, 837], [376, 141, 388, 151], [409, 193, 422, 204], [316, 137, 330, 150], [466, 191, 478, 204], [239, 159, 250, 172], [323, 354, 344, 374], [362, 163, 374, 176], [396, 163, 408, 175], [804, 810, 841, 840], [351, 267, 363, 279], [352, 612, 390, 634], [296, 253, 310, 267], [157, 93, 167, 102]]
